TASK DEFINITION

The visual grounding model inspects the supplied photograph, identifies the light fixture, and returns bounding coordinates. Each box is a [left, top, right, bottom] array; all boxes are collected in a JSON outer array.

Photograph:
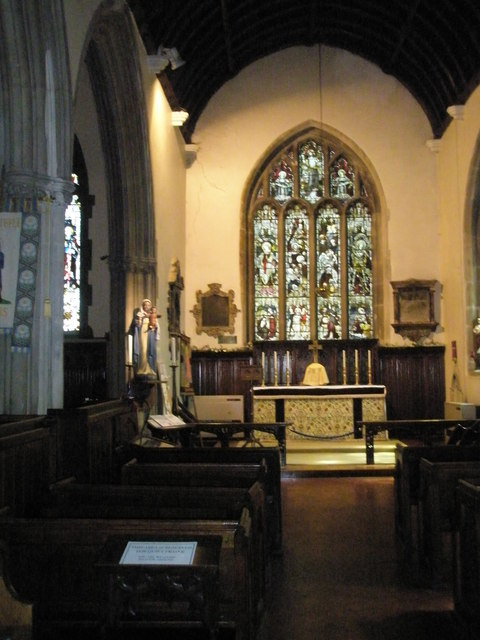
[[167, 47, 185, 71], [147, 46, 185, 74], [172, 109, 189, 127]]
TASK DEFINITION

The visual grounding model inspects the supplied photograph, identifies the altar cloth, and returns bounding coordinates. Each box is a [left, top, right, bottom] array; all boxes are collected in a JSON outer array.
[[253, 385, 386, 440]]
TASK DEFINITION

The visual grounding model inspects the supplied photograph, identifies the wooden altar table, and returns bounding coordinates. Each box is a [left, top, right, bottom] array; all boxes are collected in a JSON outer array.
[[252, 385, 386, 440]]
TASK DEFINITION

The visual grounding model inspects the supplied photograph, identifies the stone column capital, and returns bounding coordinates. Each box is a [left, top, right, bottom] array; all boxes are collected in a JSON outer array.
[[3, 170, 76, 206]]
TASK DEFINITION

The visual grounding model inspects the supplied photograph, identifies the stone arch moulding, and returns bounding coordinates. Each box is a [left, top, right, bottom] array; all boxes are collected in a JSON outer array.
[[83, 2, 156, 397]]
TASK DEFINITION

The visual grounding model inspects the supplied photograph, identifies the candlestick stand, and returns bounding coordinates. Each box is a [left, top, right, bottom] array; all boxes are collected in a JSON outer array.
[[170, 363, 179, 415]]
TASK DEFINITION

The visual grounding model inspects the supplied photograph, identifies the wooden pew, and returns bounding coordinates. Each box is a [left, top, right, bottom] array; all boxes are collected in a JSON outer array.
[[0, 416, 50, 516], [417, 458, 480, 587], [453, 478, 480, 638], [42, 481, 267, 628], [47, 399, 138, 484], [129, 439, 283, 555], [0, 547, 32, 640], [0, 516, 252, 640], [121, 457, 276, 563], [121, 457, 267, 488], [394, 442, 480, 553]]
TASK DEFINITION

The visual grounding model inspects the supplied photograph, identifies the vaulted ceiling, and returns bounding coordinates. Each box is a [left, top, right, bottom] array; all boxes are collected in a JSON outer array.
[[127, 0, 480, 143]]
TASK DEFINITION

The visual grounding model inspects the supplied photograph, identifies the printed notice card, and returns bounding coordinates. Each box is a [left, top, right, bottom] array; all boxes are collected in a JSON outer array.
[[148, 414, 186, 429], [119, 541, 197, 566]]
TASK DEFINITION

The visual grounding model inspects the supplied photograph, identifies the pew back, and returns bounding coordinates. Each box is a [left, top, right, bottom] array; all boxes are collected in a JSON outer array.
[[454, 478, 480, 636], [394, 442, 480, 542], [0, 418, 50, 516], [128, 441, 283, 553], [418, 458, 480, 587], [42, 481, 267, 625], [121, 458, 267, 488]]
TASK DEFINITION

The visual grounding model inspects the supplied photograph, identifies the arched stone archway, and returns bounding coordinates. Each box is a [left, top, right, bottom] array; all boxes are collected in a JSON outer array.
[[83, 2, 156, 397]]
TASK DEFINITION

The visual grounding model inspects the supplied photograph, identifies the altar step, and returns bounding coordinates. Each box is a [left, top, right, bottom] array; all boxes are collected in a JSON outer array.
[[282, 438, 397, 477]]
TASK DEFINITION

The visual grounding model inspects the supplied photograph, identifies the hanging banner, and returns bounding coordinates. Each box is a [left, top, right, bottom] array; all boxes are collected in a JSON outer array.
[[11, 202, 41, 351], [0, 212, 22, 330]]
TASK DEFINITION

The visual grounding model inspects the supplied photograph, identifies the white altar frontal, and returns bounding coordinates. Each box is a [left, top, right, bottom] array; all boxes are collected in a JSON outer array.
[[252, 385, 386, 440]]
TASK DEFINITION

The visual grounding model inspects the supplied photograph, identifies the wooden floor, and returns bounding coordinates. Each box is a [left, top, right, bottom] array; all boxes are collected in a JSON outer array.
[[256, 476, 470, 640]]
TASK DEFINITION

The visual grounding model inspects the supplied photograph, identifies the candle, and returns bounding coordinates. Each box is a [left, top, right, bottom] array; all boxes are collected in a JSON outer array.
[[127, 334, 133, 365], [170, 336, 177, 364], [286, 350, 290, 371]]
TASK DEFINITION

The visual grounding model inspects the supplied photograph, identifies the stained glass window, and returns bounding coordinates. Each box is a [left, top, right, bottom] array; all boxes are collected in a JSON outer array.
[[64, 174, 81, 332], [347, 201, 373, 338], [269, 160, 293, 202], [330, 157, 355, 200], [249, 132, 376, 341], [285, 204, 310, 340], [299, 140, 324, 203], [254, 204, 279, 340], [316, 203, 341, 339]]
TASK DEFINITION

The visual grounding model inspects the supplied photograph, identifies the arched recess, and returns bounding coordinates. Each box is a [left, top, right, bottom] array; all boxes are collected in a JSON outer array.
[[464, 132, 480, 367], [82, 2, 156, 397], [241, 120, 388, 343]]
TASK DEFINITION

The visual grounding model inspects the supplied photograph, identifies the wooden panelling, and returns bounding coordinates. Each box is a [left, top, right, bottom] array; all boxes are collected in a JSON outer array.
[[191, 345, 446, 422], [47, 399, 138, 483], [0, 417, 50, 516], [64, 338, 108, 408], [378, 346, 445, 419], [190, 350, 254, 419]]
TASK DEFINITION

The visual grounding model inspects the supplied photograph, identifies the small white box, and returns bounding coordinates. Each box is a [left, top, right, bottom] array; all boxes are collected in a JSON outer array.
[[444, 402, 476, 420], [194, 395, 244, 422]]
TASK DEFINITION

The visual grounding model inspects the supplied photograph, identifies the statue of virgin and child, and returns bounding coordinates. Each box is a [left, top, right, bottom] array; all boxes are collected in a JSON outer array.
[[129, 298, 159, 380]]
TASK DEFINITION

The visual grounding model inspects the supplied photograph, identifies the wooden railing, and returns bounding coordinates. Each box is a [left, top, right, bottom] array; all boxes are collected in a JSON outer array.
[[357, 419, 479, 464]]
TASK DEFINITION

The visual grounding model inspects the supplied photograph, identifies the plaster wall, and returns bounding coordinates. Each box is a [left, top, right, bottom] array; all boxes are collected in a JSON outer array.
[[185, 46, 438, 349], [142, 61, 188, 375], [438, 85, 480, 405]]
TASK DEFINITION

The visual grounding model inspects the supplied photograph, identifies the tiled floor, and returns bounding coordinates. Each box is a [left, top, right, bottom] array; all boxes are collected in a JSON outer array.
[[257, 476, 470, 640]]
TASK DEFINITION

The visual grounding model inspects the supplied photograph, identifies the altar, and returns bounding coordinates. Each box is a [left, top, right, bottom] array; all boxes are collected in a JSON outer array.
[[252, 385, 387, 440]]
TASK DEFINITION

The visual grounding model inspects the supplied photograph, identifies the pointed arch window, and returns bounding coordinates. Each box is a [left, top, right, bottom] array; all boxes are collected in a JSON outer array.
[[63, 175, 82, 331], [248, 131, 376, 342], [63, 137, 93, 336]]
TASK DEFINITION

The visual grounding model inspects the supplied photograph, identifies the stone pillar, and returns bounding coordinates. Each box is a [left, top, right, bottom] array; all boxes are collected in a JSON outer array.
[[1, 172, 74, 414]]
